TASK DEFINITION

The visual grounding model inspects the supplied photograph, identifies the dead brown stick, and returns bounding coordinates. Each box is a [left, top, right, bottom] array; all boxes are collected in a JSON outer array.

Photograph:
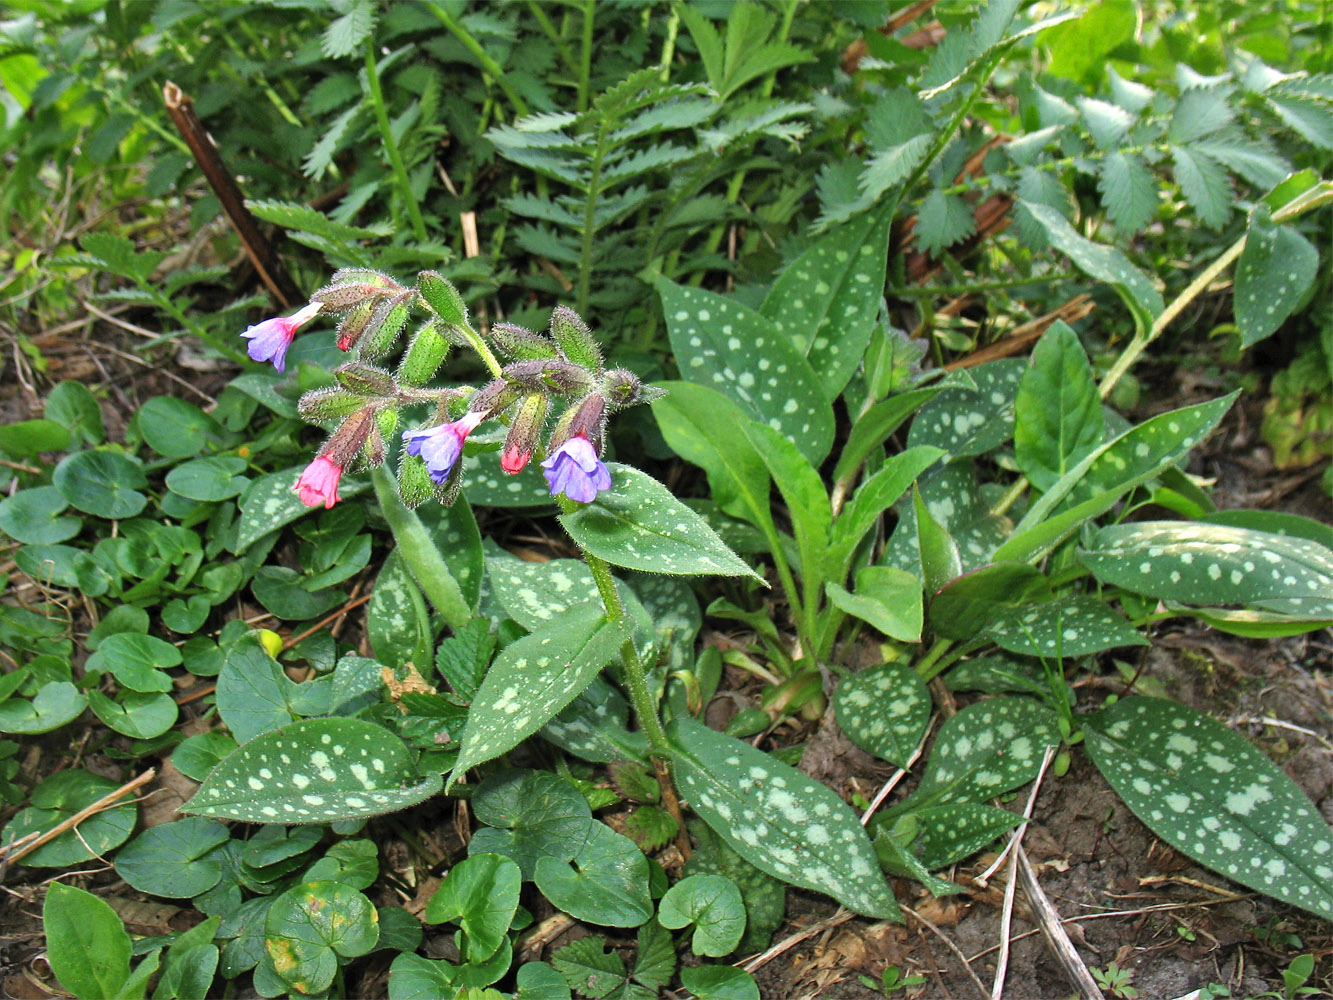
[[1, 769, 156, 867], [163, 81, 302, 309], [1016, 845, 1102, 1000], [739, 907, 857, 975]]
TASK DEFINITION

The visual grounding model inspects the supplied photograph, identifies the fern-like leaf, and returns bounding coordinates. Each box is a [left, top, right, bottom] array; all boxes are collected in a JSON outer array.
[[1169, 85, 1235, 143], [1077, 96, 1134, 150], [915, 189, 976, 257], [1171, 145, 1232, 228], [1098, 151, 1157, 234], [322, 0, 377, 59]]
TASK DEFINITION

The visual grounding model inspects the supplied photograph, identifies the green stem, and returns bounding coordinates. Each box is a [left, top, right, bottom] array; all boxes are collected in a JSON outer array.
[[577, 0, 595, 113], [372, 466, 471, 629], [364, 40, 428, 243], [576, 127, 609, 315], [526, 0, 579, 80], [427, 1, 530, 118], [914, 638, 954, 683]]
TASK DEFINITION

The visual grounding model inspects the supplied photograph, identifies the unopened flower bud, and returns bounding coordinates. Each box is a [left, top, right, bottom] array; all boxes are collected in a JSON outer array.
[[501, 393, 548, 474], [487, 322, 558, 361], [549, 392, 606, 453], [549, 305, 602, 373], [335, 362, 396, 397]]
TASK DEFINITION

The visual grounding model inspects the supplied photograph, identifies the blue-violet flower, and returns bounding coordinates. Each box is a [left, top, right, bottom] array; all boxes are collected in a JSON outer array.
[[541, 433, 611, 503], [241, 301, 322, 372], [403, 410, 484, 483]]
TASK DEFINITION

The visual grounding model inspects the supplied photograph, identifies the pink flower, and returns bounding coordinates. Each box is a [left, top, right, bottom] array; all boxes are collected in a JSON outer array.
[[241, 302, 321, 373], [500, 442, 531, 474], [541, 434, 611, 503], [294, 456, 342, 508], [403, 410, 484, 483]]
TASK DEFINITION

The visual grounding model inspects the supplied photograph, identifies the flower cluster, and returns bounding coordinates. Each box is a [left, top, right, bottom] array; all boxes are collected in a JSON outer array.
[[240, 271, 660, 512]]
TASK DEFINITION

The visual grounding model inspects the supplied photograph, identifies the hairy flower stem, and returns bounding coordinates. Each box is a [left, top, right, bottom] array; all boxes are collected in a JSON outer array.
[[364, 41, 428, 243], [372, 467, 471, 629], [560, 497, 691, 858]]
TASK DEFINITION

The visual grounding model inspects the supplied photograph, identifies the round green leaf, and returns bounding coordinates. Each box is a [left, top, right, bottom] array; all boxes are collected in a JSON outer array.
[[115, 816, 231, 898], [423, 853, 521, 962], [251, 566, 345, 621], [166, 456, 249, 501], [0, 418, 70, 457], [137, 395, 222, 458], [53, 450, 148, 518], [388, 952, 457, 1000], [96, 632, 182, 693], [173, 732, 238, 782], [533, 822, 653, 928], [468, 770, 594, 880], [0, 681, 87, 735], [88, 689, 178, 739], [658, 874, 746, 957], [680, 965, 759, 1000], [45, 380, 105, 445], [2, 770, 137, 867], [266, 881, 379, 995], [0, 486, 83, 544]]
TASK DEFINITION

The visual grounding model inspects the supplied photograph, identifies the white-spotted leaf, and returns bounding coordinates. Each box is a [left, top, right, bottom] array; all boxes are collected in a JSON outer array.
[[910, 802, 1024, 870], [907, 359, 1026, 459], [1236, 203, 1320, 347], [559, 464, 761, 580], [834, 661, 931, 768], [660, 278, 833, 464], [449, 602, 630, 789], [905, 697, 1061, 807], [987, 595, 1148, 657], [1080, 521, 1333, 618], [759, 203, 893, 399], [1085, 696, 1333, 921], [233, 468, 365, 553], [666, 717, 900, 919], [184, 717, 442, 824]]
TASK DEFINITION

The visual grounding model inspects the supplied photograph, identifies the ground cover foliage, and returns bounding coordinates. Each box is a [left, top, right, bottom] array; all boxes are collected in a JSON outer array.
[[0, 1, 1331, 998]]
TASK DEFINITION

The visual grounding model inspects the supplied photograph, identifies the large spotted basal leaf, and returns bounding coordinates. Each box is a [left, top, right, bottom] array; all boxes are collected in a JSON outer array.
[[906, 360, 1026, 460], [986, 595, 1149, 658], [834, 661, 931, 768], [1079, 521, 1333, 624], [462, 452, 555, 508], [449, 602, 630, 790], [759, 202, 893, 399], [901, 697, 1061, 809], [184, 718, 441, 824], [542, 678, 649, 765], [559, 464, 761, 580], [1085, 696, 1333, 921], [909, 802, 1024, 870], [666, 717, 900, 919], [232, 468, 365, 553], [659, 278, 833, 464], [1235, 203, 1318, 347]]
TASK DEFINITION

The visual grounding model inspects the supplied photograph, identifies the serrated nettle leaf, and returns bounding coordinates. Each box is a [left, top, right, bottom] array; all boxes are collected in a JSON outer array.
[[928, 562, 1051, 642], [1013, 321, 1104, 492], [907, 359, 1025, 459], [987, 595, 1148, 657], [657, 874, 746, 958], [424, 853, 521, 963], [826, 567, 924, 644], [559, 464, 760, 580], [1171, 143, 1232, 228], [903, 697, 1061, 808], [551, 936, 626, 998], [652, 381, 778, 542], [1098, 150, 1157, 234], [449, 603, 630, 788], [667, 717, 899, 919], [1079, 520, 1333, 615], [834, 661, 931, 768], [1085, 696, 1333, 921], [533, 821, 653, 928], [859, 133, 933, 200], [659, 278, 833, 464], [915, 188, 976, 257], [1019, 200, 1163, 330], [184, 717, 442, 824], [1077, 96, 1134, 149], [1235, 203, 1319, 347], [759, 203, 892, 399]]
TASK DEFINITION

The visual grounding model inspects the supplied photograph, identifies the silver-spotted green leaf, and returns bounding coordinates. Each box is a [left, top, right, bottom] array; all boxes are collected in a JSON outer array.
[[666, 717, 900, 919], [449, 603, 630, 789], [233, 468, 365, 553], [928, 562, 1051, 642], [184, 717, 442, 824], [485, 554, 599, 631], [559, 464, 760, 580], [629, 573, 701, 675], [906, 359, 1026, 459], [987, 595, 1148, 657], [366, 551, 432, 671], [834, 660, 930, 768], [659, 278, 833, 464], [910, 802, 1024, 870], [541, 679, 649, 765], [657, 874, 746, 957], [759, 203, 893, 399], [1079, 520, 1333, 618], [1019, 200, 1164, 331], [1085, 696, 1333, 921], [904, 697, 1061, 808], [468, 770, 593, 880], [424, 853, 521, 963], [1235, 203, 1320, 347], [533, 821, 653, 928], [1013, 321, 1104, 491], [265, 881, 379, 995], [463, 452, 556, 508]]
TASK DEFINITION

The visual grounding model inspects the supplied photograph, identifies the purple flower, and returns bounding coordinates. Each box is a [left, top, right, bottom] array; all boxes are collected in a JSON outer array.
[[541, 433, 611, 503], [241, 302, 321, 372], [403, 410, 484, 483]]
